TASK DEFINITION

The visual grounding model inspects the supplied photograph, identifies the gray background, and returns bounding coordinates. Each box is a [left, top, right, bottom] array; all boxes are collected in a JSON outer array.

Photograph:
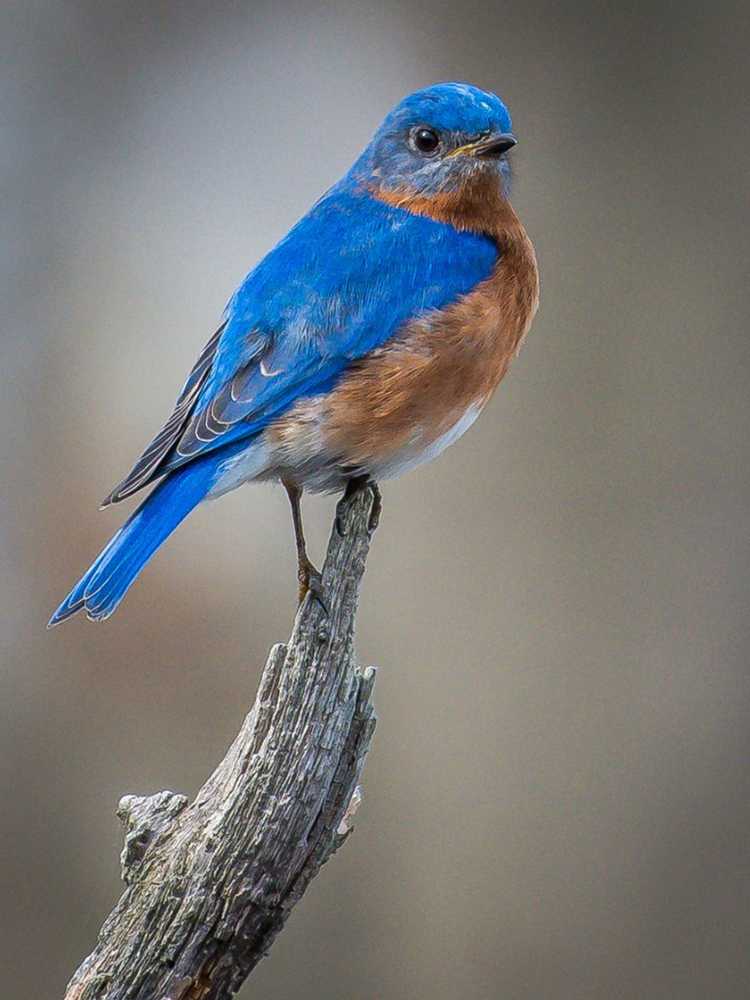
[[2, 1, 749, 997]]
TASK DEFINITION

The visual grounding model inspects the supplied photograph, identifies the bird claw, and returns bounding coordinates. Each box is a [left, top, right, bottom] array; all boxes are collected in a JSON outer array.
[[335, 500, 349, 537], [367, 482, 382, 532], [306, 570, 329, 616], [336, 478, 381, 536], [299, 561, 328, 615]]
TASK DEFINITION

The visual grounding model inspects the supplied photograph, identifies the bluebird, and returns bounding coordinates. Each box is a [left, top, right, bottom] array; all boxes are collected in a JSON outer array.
[[49, 82, 539, 626]]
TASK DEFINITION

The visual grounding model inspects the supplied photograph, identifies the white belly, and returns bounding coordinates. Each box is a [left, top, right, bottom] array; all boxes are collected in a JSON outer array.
[[368, 403, 484, 481], [207, 401, 484, 498]]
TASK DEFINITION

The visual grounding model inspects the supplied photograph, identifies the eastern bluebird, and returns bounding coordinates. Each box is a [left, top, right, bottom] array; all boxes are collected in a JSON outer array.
[[49, 82, 539, 625]]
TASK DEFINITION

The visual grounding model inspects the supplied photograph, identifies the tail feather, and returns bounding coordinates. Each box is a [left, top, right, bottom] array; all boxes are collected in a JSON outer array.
[[48, 457, 219, 626]]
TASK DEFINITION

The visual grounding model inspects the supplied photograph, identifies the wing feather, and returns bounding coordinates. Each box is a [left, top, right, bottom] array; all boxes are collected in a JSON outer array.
[[101, 322, 225, 505], [99, 188, 499, 501]]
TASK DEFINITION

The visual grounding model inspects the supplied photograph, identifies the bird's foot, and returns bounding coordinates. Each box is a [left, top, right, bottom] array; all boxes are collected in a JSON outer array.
[[336, 477, 382, 536], [298, 557, 328, 615], [367, 481, 382, 532]]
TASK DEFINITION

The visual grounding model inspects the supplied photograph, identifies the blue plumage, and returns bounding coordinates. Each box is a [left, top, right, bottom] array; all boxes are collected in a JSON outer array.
[[350, 82, 513, 196], [50, 82, 527, 625], [168, 189, 497, 463], [49, 454, 229, 624]]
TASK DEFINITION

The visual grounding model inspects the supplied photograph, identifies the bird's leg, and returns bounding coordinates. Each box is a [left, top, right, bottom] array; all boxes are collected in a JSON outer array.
[[335, 475, 382, 536], [283, 479, 327, 611]]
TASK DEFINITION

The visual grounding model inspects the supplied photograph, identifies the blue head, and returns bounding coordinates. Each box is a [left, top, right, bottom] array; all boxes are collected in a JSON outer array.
[[350, 83, 515, 199]]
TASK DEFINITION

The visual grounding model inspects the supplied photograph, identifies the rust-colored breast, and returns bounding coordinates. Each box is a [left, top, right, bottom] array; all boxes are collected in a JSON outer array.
[[271, 175, 539, 481], [322, 180, 538, 470]]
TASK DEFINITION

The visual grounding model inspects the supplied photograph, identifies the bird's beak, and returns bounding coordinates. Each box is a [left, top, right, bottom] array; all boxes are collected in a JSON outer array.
[[447, 132, 517, 159]]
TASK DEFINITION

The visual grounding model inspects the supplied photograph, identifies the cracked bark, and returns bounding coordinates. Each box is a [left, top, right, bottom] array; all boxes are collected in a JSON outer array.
[[63, 487, 379, 1000]]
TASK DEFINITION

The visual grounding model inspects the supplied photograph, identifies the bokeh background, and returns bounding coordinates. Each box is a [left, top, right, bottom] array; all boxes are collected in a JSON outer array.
[[3, 1, 749, 997]]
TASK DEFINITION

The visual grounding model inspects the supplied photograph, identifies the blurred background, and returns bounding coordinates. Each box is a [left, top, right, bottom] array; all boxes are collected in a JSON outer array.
[[2, 1, 749, 997]]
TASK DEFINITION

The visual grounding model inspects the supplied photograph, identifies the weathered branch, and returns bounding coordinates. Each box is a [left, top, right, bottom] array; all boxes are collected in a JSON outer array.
[[64, 487, 379, 1000]]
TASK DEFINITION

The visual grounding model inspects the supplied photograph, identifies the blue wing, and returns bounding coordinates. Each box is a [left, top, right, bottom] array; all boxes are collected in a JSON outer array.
[[105, 185, 498, 503]]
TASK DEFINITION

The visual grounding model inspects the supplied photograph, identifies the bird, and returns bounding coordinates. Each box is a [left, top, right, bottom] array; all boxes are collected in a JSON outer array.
[[48, 82, 539, 626]]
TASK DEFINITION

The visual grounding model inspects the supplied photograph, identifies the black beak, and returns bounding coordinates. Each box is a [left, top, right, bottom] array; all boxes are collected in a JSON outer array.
[[473, 132, 517, 157]]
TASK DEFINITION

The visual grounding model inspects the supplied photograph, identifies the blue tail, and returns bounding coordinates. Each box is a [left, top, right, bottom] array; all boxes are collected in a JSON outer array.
[[48, 457, 219, 626]]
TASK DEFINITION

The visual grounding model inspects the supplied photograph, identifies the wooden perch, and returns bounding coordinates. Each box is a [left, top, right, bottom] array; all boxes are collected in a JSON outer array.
[[64, 487, 379, 1000]]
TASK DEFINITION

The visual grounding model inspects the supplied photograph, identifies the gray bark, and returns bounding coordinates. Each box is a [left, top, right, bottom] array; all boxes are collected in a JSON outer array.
[[64, 487, 379, 1000]]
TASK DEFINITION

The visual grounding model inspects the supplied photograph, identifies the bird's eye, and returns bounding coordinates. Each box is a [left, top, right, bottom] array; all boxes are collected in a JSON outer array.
[[412, 128, 440, 155]]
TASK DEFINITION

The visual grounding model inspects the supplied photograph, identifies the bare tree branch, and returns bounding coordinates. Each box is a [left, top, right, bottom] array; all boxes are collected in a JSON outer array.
[[64, 487, 379, 1000]]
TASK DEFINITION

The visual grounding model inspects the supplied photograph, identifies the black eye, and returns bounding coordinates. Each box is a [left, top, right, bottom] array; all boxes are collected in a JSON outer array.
[[412, 128, 440, 154]]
